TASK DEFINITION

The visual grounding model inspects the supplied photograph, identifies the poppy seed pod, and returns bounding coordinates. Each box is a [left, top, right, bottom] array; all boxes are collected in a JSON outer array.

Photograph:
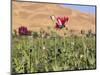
[[30, 49, 32, 53], [58, 48, 62, 54], [43, 46, 46, 50]]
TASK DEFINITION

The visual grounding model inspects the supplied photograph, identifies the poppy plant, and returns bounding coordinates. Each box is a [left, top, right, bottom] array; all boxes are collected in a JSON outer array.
[[18, 26, 31, 35], [50, 16, 69, 29], [55, 16, 69, 29]]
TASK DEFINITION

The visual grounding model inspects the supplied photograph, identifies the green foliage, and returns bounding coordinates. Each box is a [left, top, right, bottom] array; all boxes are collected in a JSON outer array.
[[32, 32, 38, 38], [12, 34, 96, 73]]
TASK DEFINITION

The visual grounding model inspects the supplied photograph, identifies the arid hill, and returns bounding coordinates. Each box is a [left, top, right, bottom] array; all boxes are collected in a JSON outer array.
[[12, 1, 96, 35]]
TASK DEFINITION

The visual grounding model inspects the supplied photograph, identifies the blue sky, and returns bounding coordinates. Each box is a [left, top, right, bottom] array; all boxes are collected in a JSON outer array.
[[62, 4, 96, 14]]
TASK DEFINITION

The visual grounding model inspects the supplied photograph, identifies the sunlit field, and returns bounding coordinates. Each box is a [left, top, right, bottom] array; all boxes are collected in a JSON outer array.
[[12, 1, 96, 74], [12, 29, 96, 74]]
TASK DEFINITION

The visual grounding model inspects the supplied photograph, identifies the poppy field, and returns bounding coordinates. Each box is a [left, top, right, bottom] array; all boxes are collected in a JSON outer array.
[[12, 28, 96, 74], [12, 1, 96, 74]]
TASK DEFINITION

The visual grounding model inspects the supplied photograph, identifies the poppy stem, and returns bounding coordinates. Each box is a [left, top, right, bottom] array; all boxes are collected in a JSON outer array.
[[55, 36, 57, 69], [24, 62, 28, 73], [30, 52, 31, 72], [82, 36, 87, 60], [63, 35, 66, 66]]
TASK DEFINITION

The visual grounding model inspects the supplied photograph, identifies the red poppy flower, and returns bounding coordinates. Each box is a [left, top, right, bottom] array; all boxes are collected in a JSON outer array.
[[55, 16, 69, 29], [18, 26, 31, 35]]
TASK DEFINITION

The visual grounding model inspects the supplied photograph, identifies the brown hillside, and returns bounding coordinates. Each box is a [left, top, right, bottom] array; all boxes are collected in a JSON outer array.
[[12, 1, 96, 35]]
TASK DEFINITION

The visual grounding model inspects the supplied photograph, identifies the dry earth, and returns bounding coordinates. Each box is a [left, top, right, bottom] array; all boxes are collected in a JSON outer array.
[[12, 1, 96, 36]]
